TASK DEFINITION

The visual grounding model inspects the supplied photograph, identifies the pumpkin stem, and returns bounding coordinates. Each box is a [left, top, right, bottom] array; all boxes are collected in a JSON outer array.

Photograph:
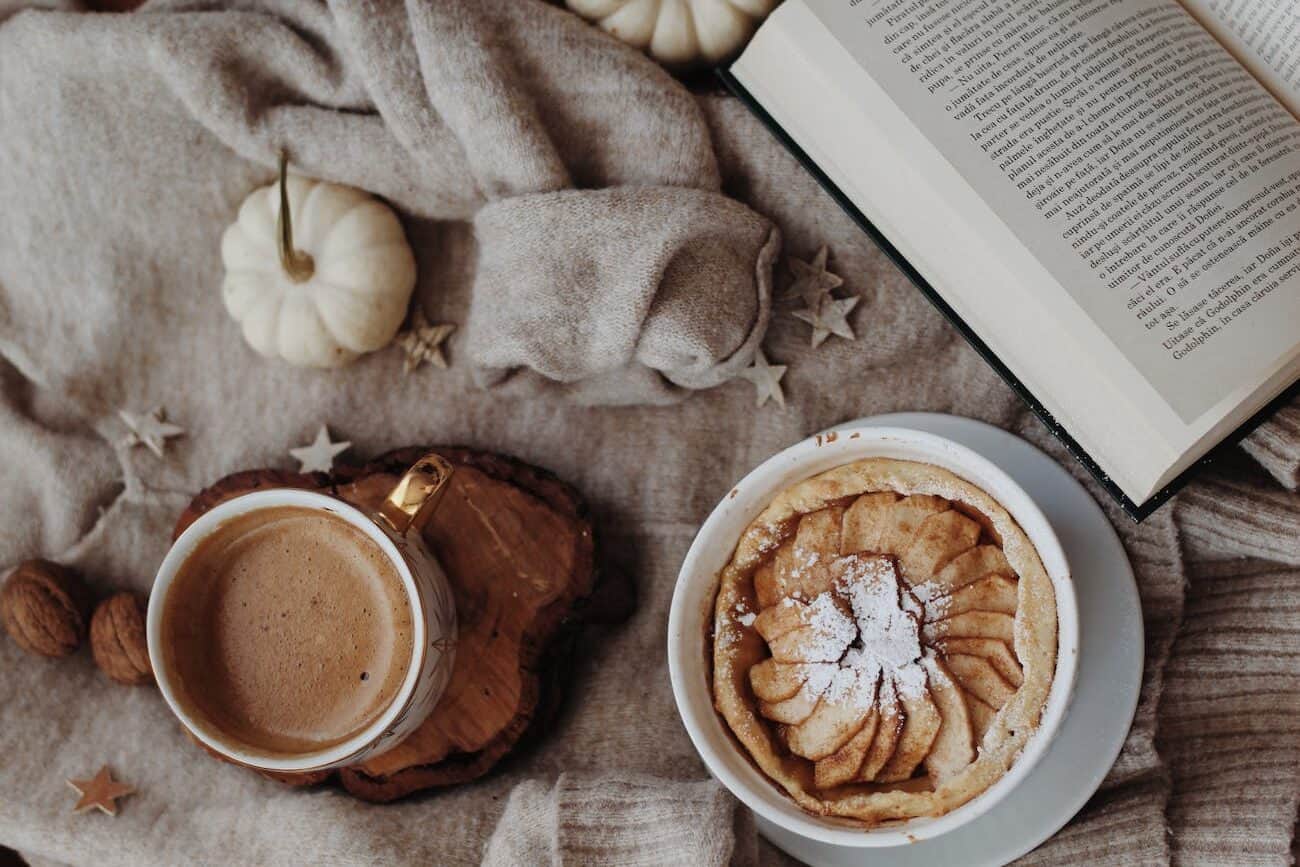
[[277, 150, 315, 283]]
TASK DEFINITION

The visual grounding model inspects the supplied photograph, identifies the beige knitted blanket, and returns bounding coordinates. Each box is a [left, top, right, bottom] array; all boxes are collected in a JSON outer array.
[[0, 1, 1296, 865]]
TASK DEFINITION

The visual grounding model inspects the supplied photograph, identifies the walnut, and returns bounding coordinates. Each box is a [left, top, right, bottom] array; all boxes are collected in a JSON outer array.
[[0, 560, 93, 658], [90, 592, 153, 685]]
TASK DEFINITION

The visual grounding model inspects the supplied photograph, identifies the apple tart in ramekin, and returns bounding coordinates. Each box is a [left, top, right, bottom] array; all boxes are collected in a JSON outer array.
[[712, 457, 1057, 828]]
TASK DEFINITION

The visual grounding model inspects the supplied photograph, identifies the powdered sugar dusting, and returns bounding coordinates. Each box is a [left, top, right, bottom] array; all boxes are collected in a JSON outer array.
[[802, 662, 836, 697], [824, 660, 881, 708], [800, 593, 856, 662], [789, 546, 821, 581], [911, 580, 940, 605], [836, 557, 922, 675], [892, 659, 927, 699], [749, 524, 783, 556], [732, 600, 757, 628], [909, 579, 953, 617], [769, 557, 931, 709]]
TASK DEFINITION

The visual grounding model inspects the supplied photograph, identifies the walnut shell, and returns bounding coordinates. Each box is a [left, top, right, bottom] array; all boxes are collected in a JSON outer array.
[[90, 592, 153, 685], [0, 560, 92, 658]]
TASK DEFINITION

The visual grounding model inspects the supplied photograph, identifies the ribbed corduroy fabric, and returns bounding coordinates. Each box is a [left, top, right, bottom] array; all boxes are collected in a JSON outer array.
[[1243, 405, 1300, 492], [1167, 466, 1300, 867]]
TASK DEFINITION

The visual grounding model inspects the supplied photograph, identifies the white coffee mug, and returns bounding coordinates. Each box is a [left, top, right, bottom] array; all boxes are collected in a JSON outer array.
[[146, 453, 458, 774]]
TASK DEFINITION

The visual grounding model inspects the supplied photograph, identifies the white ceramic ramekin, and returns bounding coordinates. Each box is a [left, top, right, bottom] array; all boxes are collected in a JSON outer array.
[[668, 426, 1078, 848]]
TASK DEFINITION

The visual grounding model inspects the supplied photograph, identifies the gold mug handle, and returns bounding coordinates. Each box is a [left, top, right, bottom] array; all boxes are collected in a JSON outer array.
[[378, 452, 454, 535]]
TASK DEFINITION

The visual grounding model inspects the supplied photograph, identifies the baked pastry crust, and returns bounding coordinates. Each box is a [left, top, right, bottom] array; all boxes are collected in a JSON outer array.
[[712, 458, 1058, 827]]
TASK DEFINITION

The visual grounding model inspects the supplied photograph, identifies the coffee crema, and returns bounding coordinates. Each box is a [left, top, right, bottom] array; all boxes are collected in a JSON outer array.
[[161, 505, 414, 756]]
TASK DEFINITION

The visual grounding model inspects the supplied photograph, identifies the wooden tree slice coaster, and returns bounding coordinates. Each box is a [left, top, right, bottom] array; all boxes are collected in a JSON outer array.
[[173, 446, 621, 802]]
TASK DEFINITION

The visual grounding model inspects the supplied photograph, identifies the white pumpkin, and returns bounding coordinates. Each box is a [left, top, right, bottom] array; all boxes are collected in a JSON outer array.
[[221, 159, 417, 368], [567, 0, 780, 66]]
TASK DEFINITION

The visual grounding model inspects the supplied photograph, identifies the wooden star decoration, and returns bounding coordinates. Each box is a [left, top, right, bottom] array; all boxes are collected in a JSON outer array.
[[793, 295, 860, 348], [740, 349, 787, 409], [67, 766, 134, 816], [785, 246, 844, 309], [395, 309, 456, 374], [289, 425, 351, 474], [118, 408, 185, 458]]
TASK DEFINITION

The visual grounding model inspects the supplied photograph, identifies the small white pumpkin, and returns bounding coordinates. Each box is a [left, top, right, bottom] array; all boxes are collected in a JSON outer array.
[[221, 155, 417, 368], [567, 0, 780, 66]]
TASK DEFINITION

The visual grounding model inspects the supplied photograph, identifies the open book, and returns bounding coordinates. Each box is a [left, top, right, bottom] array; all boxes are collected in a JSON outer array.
[[725, 0, 1300, 518]]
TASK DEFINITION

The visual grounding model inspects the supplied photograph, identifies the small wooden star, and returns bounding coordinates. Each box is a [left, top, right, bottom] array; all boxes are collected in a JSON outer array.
[[395, 309, 456, 374], [67, 766, 134, 816], [793, 295, 860, 348], [785, 246, 844, 309], [740, 350, 787, 409], [289, 425, 351, 474], [118, 408, 185, 458]]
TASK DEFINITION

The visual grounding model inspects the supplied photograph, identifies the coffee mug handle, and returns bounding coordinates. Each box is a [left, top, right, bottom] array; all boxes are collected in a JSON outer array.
[[378, 452, 454, 535]]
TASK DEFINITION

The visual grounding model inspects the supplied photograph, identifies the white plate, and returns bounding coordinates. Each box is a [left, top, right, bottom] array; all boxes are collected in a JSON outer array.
[[756, 413, 1143, 867]]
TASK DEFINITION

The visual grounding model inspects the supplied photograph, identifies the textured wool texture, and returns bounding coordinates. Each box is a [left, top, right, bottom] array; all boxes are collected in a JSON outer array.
[[1243, 404, 1300, 491], [0, 1, 1296, 865], [482, 774, 758, 867]]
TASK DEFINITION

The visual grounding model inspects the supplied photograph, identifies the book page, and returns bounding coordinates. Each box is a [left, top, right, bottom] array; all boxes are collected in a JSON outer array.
[[1180, 0, 1300, 117], [804, 0, 1300, 424], [733, 9, 1180, 502]]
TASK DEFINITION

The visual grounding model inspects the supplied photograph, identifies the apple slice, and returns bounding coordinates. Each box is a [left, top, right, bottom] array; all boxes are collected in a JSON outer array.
[[786, 667, 876, 760], [930, 546, 1014, 595], [750, 659, 818, 703], [753, 598, 806, 642], [962, 688, 997, 742], [754, 561, 783, 609], [875, 495, 949, 557], [774, 507, 844, 600], [859, 679, 904, 781], [944, 653, 1015, 708], [764, 596, 854, 663], [767, 626, 837, 662], [921, 655, 975, 782], [876, 680, 942, 782], [929, 574, 1018, 618], [840, 492, 899, 554], [758, 514, 844, 609], [769, 541, 799, 600], [898, 510, 981, 585], [938, 638, 1023, 687], [951, 500, 1000, 543], [811, 667, 882, 788], [759, 681, 822, 725], [922, 611, 1015, 644], [814, 707, 880, 789]]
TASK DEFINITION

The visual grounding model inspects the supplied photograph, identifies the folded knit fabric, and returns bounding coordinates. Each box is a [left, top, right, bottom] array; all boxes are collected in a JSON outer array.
[[483, 774, 757, 867], [0, 0, 774, 405]]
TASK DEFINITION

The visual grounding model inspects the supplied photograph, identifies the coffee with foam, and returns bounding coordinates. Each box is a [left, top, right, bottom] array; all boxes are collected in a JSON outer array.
[[160, 505, 414, 756]]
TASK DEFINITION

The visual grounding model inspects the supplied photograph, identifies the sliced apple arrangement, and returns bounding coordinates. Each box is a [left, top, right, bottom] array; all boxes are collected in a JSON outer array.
[[745, 493, 1023, 790]]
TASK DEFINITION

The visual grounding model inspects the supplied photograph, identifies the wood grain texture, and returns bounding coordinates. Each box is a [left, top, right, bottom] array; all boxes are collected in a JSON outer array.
[[173, 446, 618, 802]]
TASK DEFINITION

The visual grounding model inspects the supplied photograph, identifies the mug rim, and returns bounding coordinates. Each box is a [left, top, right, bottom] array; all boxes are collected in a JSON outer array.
[[146, 488, 429, 773], [667, 426, 1080, 848]]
